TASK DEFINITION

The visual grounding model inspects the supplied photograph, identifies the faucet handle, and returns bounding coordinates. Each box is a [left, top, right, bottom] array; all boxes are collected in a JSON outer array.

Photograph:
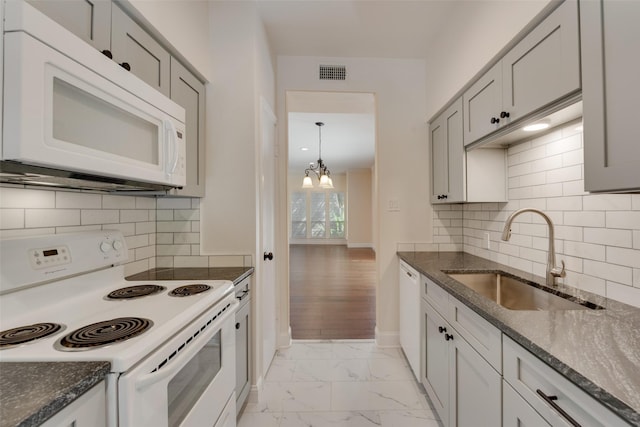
[[550, 260, 566, 278]]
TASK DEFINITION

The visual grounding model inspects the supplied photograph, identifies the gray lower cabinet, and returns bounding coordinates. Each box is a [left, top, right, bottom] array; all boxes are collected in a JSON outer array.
[[111, 3, 171, 96], [26, 0, 111, 53], [421, 286, 501, 427], [234, 276, 251, 413], [503, 380, 551, 426], [581, 0, 640, 193], [170, 58, 206, 197], [463, 0, 580, 146]]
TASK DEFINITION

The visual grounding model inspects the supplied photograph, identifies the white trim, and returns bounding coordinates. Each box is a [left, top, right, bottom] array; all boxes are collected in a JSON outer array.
[[278, 326, 292, 349], [347, 242, 374, 249], [247, 376, 263, 405], [375, 326, 399, 348], [289, 239, 347, 245]]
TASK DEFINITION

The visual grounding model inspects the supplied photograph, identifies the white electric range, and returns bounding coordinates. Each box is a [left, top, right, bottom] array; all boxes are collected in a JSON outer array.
[[0, 230, 238, 427]]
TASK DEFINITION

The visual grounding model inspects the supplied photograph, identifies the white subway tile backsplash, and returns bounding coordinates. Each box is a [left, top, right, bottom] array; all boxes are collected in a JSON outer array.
[[174, 209, 200, 221], [174, 256, 209, 268], [606, 211, 640, 230], [56, 192, 101, 209], [135, 221, 155, 235], [81, 209, 119, 225], [174, 232, 200, 244], [157, 221, 191, 233], [584, 228, 632, 248], [135, 245, 155, 261], [135, 197, 156, 209], [584, 194, 632, 211], [156, 210, 174, 221], [0, 209, 24, 229], [157, 244, 191, 256], [447, 121, 639, 307], [126, 234, 149, 249], [102, 195, 136, 209], [26, 209, 80, 228], [606, 281, 640, 307], [157, 198, 191, 209], [0, 187, 55, 208], [120, 210, 150, 223]]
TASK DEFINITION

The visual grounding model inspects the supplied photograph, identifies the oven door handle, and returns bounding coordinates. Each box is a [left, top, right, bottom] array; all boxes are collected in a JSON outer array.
[[134, 305, 236, 391]]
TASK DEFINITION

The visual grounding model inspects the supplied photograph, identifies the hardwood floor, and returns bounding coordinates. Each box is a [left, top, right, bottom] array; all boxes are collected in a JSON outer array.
[[289, 244, 376, 339]]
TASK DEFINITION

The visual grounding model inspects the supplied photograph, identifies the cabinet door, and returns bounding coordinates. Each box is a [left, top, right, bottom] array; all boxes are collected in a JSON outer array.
[[449, 330, 501, 427], [502, 0, 580, 122], [582, 0, 640, 192], [463, 62, 502, 146], [503, 380, 551, 427], [41, 382, 106, 427], [111, 4, 170, 96], [27, 0, 111, 52], [430, 98, 464, 203], [170, 58, 206, 197], [423, 300, 450, 426], [235, 298, 250, 412]]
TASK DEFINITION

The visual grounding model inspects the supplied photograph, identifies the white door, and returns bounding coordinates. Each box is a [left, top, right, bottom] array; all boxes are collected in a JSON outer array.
[[260, 98, 277, 374]]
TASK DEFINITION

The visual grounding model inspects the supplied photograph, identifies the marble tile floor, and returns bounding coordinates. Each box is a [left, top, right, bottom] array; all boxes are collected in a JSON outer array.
[[238, 340, 442, 427]]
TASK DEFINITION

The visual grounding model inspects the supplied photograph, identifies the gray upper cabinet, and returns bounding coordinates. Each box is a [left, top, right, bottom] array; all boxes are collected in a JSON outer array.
[[431, 98, 464, 203], [431, 97, 507, 204], [581, 0, 640, 193], [111, 4, 171, 96], [170, 58, 206, 197], [27, 0, 111, 52], [463, 0, 580, 147]]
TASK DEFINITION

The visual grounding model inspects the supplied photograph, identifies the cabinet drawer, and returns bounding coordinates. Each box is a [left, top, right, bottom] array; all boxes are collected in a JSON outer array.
[[448, 297, 501, 372], [503, 379, 551, 427], [422, 276, 449, 316], [503, 336, 630, 427]]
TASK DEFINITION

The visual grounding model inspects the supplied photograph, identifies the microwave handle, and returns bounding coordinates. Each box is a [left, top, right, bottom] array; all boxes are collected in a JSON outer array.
[[134, 305, 236, 391], [165, 120, 179, 176]]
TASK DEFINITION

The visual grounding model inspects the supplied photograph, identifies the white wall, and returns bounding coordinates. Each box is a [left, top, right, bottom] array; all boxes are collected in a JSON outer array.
[[347, 169, 373, 247], [276, 56, 430, 346]]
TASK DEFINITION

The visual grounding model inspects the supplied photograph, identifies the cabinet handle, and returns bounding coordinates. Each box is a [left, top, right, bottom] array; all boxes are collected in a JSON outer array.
[[491, 117, 500, 124], [101, 49, 113, 59], [264, 252, 274, 261], [500, 111, 510, 118], [438, 326, 447, 334], [536, 389, 582, 427], [120, 62, 131, 71], [445, 333, 454, 341]]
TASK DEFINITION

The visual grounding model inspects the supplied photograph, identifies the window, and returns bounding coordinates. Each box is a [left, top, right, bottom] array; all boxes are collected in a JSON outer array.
[[290, 191, 345, 239]]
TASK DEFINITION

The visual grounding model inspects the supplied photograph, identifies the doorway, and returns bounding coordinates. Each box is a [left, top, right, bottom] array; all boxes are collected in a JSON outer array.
[[286, 91, 377, 340]]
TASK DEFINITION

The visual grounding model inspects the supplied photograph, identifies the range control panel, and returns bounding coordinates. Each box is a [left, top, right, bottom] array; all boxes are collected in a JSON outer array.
[[29, 245, 71, 270]]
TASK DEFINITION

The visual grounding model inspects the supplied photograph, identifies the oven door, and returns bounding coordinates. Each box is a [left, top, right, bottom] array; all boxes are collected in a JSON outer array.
[[118, 295, 237, 427]]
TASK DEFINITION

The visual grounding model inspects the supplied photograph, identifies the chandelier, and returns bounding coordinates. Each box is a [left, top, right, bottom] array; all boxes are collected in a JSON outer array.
[[302, 122, 333, 189]]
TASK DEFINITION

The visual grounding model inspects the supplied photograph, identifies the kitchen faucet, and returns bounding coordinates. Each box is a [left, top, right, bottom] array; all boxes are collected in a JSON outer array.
[[501, 208, 566, 286]]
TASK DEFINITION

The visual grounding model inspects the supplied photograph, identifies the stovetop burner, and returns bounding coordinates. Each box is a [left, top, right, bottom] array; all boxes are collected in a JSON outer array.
[[168, 284, 211, 297], [106, 284, 166, 300], [0, 323, 65, 349], [56, 317, 153, 351]]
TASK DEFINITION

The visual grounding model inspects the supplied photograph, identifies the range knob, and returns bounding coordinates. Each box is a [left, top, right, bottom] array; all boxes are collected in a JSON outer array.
[[112, 240, 124, 251], [100, 241, 112, 253]]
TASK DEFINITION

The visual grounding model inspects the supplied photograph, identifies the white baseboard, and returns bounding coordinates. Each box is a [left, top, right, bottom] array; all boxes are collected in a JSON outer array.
[[247, 376, 263, 405], [375, 326, 399, 348], [278, 326, 292, 349], [346, 242, 374, 249]]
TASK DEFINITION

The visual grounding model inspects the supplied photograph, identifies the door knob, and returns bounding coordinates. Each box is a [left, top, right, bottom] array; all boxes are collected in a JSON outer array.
[[264, 252, 274, 261]]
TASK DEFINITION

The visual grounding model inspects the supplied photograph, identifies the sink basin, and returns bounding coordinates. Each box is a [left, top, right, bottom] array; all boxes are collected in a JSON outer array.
[[447, 272, 602, 311]]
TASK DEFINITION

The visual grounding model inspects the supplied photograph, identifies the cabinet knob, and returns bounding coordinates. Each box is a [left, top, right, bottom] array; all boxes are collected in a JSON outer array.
[[490, 117, 500, 124], [120, 62, 131, 71], [101, 49, 113, 59], [264, 252, 274, 261], [445, 333, 454, 341], [442, 195, 447, 199], [235, 322, 240, 330], [438, 326, 446, 334], [500, 111, 510, 118]]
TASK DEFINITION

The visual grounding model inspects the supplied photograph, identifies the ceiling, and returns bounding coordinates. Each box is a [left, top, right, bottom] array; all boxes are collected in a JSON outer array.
[[256, 0, 459, 59]]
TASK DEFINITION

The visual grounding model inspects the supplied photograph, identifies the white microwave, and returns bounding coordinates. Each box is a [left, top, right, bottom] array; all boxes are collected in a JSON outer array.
[[1, 1, 186, 191]]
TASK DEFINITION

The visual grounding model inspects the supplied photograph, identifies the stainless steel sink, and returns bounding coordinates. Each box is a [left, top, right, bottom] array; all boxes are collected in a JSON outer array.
[[447, 272, 599, 311]]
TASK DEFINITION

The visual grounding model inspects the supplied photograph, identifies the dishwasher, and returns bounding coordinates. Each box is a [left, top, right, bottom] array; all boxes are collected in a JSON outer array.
[[234, 275, 251, 413]]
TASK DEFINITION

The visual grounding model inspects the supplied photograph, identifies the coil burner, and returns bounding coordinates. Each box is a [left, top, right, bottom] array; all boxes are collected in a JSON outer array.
[[106, 285, 166, 300], [0, 323, 65, 349], [56, 317, 152, 351], [168, 284, 211, 297]]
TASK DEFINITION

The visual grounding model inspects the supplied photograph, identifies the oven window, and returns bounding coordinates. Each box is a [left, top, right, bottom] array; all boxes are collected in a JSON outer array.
[[167, 330, 221, 426]]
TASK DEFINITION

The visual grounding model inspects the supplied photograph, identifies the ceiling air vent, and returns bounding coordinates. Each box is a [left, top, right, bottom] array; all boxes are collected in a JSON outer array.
[[319, 65, 346, 81]]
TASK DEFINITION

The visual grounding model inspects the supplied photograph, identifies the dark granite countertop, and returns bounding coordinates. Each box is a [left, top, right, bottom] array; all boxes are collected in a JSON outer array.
[[0, 361, 110, 427], [397, 251, 640, 426], [126, 267, 254, 285]]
